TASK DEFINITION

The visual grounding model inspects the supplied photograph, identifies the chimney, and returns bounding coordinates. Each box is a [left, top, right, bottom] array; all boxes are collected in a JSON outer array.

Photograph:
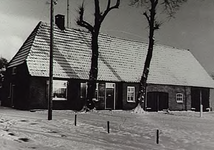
[[55, 14, 65, 30]]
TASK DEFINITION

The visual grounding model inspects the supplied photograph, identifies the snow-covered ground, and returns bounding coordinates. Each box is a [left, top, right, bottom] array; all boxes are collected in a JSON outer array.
[[0, 107, 214, 150]]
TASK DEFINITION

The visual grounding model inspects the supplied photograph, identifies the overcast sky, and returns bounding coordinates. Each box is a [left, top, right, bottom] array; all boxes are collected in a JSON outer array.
[[0, 0, 214, 74]]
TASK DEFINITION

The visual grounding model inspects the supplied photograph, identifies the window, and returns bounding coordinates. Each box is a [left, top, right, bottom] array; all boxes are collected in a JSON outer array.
[[97, 83, 105, 102], [53, 80, 68, 100], [12, 67, 17, 75], [80, 82, 106, 102], [176, 93, 183, 103], [127, 86, 135, 102], [80, 82, 87, 98]]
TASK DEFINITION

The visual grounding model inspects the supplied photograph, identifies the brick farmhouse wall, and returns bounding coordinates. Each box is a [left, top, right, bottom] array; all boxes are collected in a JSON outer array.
[[146, 84, 191, 111]]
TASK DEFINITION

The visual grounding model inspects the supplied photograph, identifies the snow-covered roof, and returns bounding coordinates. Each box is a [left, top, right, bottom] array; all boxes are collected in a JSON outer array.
[[8, 22, 214, 88]]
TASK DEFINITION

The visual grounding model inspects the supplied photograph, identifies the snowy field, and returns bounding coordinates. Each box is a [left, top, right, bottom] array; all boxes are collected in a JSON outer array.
[[0, 107, 214, 150]]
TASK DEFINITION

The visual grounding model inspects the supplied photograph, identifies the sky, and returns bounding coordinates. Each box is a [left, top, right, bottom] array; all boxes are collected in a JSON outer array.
[[0, 0, 214, 74]]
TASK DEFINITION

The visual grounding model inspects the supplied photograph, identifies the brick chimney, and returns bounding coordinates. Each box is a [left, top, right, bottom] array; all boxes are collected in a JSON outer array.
[[55, 14, 65, 30]]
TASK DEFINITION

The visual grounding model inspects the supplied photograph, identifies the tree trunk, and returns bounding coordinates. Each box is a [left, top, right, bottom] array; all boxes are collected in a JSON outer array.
[[77, 0, 120, 111], [85, 33, 99, 110], [134, 0, 156, 113]]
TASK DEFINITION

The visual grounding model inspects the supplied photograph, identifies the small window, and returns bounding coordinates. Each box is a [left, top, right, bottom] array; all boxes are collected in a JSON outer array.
[[127, 86, 135, 102], [53, 80, 68, 101], [176, 93, 183, 103], [12, 67, 17, 75]]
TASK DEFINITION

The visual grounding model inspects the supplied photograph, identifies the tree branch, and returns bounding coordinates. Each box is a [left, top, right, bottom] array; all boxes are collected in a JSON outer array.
[[77, 20, 94, 33], [154, 20, 162, 30], [76, 3, 93, 33], [162, 0, 187, 18], [100, 0, 120, 23], [94, 0, 101, 19], [154, 0, 159, 7], [143, 11, 150, 24], [106, 0, 111, 12]]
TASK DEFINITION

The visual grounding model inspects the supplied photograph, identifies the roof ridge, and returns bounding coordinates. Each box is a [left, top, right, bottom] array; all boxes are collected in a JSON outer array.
[[39, 21, 190, 52], [40, 21, 89, 33], [154, 43, 189, 52], [39, 21, 145, 44]]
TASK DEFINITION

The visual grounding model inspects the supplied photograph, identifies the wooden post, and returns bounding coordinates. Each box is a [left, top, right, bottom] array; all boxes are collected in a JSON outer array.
[[200, 90, 203, 118], [156, 129, 159, 144], [48, 0, 54, 120], [107, 121, 110, 133], [74, 114, 77, 126]]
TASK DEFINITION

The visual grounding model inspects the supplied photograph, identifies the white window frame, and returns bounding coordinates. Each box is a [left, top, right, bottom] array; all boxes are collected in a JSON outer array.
[[127, 86, 135, 103], [176, 93, 183, 103], [52, 80, 68, 101]]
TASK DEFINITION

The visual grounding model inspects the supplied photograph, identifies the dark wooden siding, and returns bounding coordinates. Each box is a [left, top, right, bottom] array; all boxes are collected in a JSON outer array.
[[115, 82, 123, 109], [2, 62, 30, 109], [29, 77, 47, 109]]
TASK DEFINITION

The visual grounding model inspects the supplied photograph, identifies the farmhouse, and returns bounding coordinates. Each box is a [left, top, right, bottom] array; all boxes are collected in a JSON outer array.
[[2, 20, 214, 111]]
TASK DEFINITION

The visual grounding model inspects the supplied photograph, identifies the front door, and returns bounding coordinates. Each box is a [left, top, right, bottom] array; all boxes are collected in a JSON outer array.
[[105, 83, 115, 110], [147, 92, 169, 111]]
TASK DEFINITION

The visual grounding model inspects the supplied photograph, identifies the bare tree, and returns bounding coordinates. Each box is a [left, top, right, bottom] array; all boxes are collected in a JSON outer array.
[[0, 57, 8, 82], [130, 0, 187, 113], [0, 57, 8, 98], [77, 0, 120, 111]]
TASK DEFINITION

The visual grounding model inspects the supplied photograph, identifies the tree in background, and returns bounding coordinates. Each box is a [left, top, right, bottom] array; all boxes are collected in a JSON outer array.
[[130, 0, 187, 113], [0, 57, 8, 100], [0, 57, 8, 85], [77, 0, 120, 111]]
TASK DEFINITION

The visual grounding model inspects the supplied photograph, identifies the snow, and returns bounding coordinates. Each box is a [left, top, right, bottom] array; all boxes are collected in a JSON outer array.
[[0, 107, 214, 150]]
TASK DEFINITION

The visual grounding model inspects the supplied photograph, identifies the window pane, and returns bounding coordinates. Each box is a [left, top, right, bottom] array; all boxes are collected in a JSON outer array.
[[127, 86, 135, 102], [176, 93, 183, 103], [98, 83, 105, 101], [80, 83, 87, 98], [53, 80, 67, 100]]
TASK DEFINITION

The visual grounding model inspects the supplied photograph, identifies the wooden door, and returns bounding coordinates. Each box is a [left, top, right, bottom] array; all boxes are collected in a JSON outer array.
[[105, 83, 115, 110], [147, 92, 169, 111]]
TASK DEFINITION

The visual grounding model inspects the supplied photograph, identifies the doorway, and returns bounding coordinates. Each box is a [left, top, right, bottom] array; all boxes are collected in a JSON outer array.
[[105, 83, 115, 110], [147, 92, 169, 111], [191, 88, 210, 111]]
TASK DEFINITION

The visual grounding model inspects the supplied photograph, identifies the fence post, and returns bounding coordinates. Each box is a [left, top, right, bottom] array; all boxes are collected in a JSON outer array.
[[156, 129, 159, 144], [107, 121, 110, 133], [74, 114, 77, 126]]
